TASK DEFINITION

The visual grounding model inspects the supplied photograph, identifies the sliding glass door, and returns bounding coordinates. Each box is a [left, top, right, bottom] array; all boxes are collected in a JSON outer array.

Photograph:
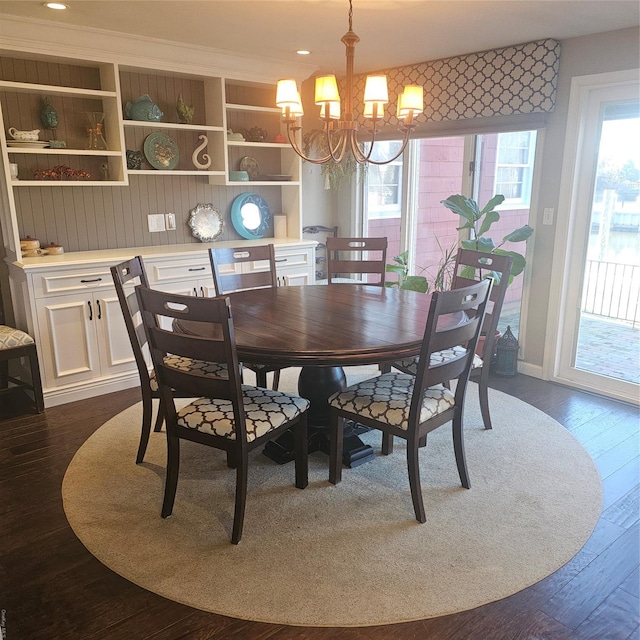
[[555, 81, 640, 402]]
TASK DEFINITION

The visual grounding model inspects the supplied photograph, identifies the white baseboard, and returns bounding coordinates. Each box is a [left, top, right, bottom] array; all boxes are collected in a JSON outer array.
[[517, 361, 545, 380], [43, 372, 140, 408]]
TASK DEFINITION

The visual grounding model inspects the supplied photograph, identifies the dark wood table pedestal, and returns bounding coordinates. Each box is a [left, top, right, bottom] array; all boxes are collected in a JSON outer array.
[[262, 365, 376, 467]]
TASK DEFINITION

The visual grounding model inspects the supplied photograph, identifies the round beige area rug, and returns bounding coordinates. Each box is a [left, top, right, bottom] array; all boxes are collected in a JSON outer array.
[[62, 369, 602, 627]]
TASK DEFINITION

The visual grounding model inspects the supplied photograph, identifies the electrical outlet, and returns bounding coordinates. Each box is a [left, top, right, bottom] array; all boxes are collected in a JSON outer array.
[[166, 212, 176, 230], [147, 213, 166, 232], [543, 208, 554, 225]]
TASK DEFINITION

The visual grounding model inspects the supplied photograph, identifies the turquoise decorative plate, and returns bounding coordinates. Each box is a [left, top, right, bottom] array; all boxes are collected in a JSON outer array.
[[231, 192, 271, 239], [144, 132, 179, 170]]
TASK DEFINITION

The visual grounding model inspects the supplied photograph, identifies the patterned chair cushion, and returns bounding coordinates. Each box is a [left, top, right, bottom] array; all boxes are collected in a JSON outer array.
[[149, 356, 229, 391], [329, 372, 454, 428], [394, 347, 483, 375], [176, 386, 309, 442], [0, 325, 35, 349]]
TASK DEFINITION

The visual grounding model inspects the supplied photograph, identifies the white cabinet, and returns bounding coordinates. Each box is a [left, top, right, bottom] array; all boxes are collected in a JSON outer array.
[[31, 268, 135, 391], [10, 239, 315, 406]]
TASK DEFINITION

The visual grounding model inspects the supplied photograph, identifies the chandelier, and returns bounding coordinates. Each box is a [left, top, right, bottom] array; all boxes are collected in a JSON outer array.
[[275, 0, 424, 166]]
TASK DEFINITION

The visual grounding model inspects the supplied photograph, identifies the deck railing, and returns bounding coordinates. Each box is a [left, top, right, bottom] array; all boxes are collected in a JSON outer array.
[[582, 260, 640, 327]]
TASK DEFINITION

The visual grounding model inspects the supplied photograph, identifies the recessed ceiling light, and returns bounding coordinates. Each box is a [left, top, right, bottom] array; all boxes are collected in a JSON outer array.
[[44, 2, 68, 10], [296, 50, 311, 56]]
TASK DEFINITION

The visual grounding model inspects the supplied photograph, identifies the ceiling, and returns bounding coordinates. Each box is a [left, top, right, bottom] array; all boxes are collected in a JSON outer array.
[[0, 1, 638, 77]]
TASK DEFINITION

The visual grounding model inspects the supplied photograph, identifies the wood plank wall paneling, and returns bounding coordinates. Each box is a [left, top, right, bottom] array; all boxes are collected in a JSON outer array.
[[3, 61, 286, 252], [14, 178, 283, 250], [0, 55, 101, 89]]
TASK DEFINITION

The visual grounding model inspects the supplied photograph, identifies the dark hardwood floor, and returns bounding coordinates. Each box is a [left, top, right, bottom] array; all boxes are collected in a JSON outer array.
[[1, 374, 638, 639]]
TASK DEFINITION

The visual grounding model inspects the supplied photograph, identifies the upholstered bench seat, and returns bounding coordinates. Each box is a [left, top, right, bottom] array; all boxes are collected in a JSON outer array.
[[0, 325, 35, 349]]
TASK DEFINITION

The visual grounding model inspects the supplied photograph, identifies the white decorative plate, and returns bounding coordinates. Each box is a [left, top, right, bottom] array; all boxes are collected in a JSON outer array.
[[239, 156, 260, 180]]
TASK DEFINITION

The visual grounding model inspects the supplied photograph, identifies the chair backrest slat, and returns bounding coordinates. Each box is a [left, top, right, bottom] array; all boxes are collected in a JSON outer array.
[[410, 279, 492, 422], [111, 256, 151, 383], [451, 249, 513, 361], [136, 286, 247, 439], [326, 237, 387, 286], [210, 244, 277, 294]]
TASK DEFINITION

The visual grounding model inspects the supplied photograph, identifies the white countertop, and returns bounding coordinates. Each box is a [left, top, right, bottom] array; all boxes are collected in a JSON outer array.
[[11, 238, 316, 272]]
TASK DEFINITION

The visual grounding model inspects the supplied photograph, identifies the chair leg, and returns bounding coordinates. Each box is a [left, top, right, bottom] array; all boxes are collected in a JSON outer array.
[[452, 412, 471, 489], [381, 432, 394, 455], [379, 362, 391, 374], [136, 389, 154, 464], [226, 449, 238, 468], [272, 369, 281, 391], [153, 400, 164, 432], [161, 432, 180, 518], [329, 413, 344, 485], [28, 346, 45, 413], [407, 438, 426, 523], [294, 415, 308, 489], [255, 369, 268, 388], [478, 366, 492, 430], [0, 359, 8, 390], [231, 452, 248, 544]]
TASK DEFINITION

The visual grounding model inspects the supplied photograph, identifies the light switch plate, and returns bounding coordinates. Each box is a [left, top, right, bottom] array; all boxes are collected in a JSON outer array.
[[543, 208, 554, 225], [166, 212, 176, 230], [148, 213, 166, 232]]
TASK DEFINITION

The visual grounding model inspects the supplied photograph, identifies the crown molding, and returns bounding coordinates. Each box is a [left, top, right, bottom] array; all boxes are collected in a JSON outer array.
[[0, 14, 316, 83]]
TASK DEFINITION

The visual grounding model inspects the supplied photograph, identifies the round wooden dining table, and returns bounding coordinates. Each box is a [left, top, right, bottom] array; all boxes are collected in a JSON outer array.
[[175, 284, 435, 466]]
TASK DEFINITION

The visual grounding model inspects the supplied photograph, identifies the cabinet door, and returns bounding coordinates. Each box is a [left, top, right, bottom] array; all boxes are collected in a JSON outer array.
[[94, 291, 136, 376], [35, 293, 101, 388], [274, 246, 314, 286]]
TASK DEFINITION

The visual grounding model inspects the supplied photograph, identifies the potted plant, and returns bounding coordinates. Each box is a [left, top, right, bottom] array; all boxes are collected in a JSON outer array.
[[302, 130, 361, 191], [440, 194, 533, 285], [385, 241, 457, 293]]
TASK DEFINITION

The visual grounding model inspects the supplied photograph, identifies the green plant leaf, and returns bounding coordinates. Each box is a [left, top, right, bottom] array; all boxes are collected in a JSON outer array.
[[494, 249, 526, 277], [441, 195, 479, 224], [479, 194, 505, 216], [477, 210, 501, 237], [502, 225, 534, 244], [401, 275, 429, 293], [385, 264, 405, 275]]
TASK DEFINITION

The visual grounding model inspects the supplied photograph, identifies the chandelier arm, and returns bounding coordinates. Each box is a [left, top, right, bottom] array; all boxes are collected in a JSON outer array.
[[361, 130, 412, 166], [326, 128, 350, 163], [286, 124, 333, 164], [348, 133, 371, 164]]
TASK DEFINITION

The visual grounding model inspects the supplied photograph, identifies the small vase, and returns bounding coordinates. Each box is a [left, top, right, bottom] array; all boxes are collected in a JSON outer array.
[[83, 112, 107, 150], [40, 97, 58, 129]]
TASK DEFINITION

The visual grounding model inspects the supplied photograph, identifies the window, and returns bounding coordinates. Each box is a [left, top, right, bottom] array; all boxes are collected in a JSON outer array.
[[366, 141, 403, 220], [494, 131, 537, 206]]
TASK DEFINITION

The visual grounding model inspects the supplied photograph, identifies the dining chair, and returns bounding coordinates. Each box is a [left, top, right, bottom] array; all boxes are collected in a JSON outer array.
[[0, 324, 44, 415], [325, 236, 388, 286], [209, 244, 285, 390], [390, 249, 513, 430], [302, 224, 338, 281], [135, 286, 309, 544], [111, 256, 228, 464], [328, 279, 492, 523]]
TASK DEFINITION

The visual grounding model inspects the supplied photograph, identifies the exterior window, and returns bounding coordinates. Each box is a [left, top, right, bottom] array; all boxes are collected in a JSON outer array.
[[494, 131, 537, 206], [366, 141, 403, 219]]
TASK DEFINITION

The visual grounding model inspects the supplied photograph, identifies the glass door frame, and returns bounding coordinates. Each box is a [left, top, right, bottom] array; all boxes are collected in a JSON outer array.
[[546, 69, 639, 404]]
